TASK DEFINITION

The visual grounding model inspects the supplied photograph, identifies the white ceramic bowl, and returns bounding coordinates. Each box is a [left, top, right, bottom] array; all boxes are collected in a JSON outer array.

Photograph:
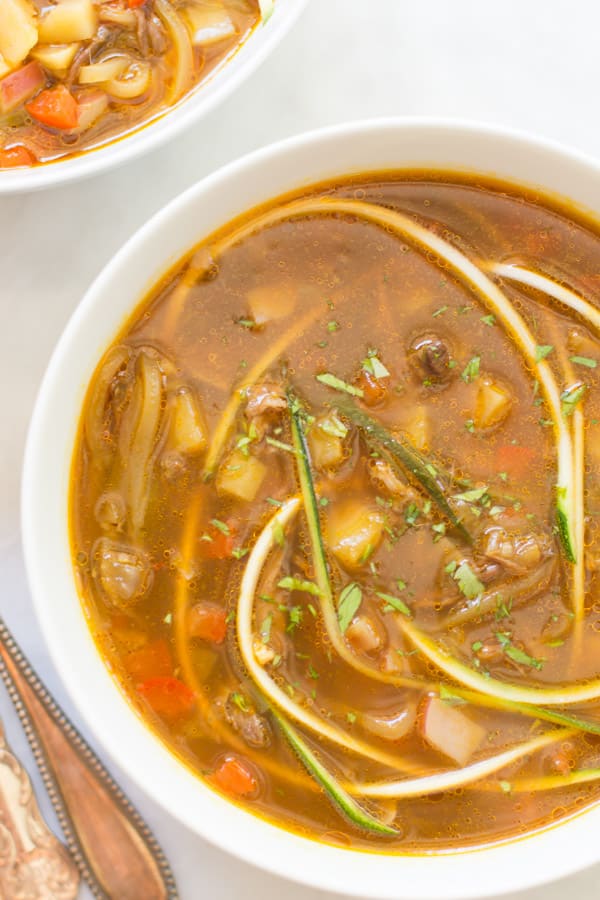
[[22, 119, 600, 899], [0, 0, 307, 194]]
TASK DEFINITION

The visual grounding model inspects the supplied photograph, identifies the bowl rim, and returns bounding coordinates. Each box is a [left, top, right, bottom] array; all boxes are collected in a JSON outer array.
[[0, 0, 308, 195], [22, 117, 600, 900]]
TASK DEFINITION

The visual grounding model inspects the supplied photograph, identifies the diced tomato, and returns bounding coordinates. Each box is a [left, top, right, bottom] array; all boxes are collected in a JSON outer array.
[[355, 369, 388, 406], [0, 145, 36, 168], [188, 604, 228, 644], [213, 755, 258, 797], [200, 519, 238, 559], [0, 62, 46, 115], [26, 85, 79, 130], [124, 638, 172, 682], [137, 676, 195, 721], [128, 0, 146, 7], [496, 444, 536, 480]]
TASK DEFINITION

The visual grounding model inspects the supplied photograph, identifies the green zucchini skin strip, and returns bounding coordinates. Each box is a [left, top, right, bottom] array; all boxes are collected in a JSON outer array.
[[483, 768, 600, 793], [337, 402, 471, 541], [272, 710, 398, 836], [399, 618, 600, 706]]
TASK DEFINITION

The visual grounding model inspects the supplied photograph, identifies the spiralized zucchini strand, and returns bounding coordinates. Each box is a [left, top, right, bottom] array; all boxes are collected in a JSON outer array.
[[398, 617, 600, 705], [481, 768, 600, 793], [351, 730, 567, 798], [236, 497, 424, 773], [211, 197, 577, 563], [487, 262, 592, 623]]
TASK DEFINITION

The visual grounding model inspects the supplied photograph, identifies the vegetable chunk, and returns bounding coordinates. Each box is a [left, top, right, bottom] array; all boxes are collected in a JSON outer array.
[[216, 449, 266, 502], [0, 0, 38, 70], [421, 696, 486, 766], [38, 0, 98, 43], [325, 500, 385, 569]]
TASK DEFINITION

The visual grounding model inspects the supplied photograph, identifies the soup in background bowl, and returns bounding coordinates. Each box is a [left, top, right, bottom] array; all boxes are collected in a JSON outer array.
[[0, 0, 307, 192], [22, 120, 600, 899]]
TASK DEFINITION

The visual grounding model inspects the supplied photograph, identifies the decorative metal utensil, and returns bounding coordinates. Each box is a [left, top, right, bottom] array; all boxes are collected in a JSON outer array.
[[0, 617, 179, 900]]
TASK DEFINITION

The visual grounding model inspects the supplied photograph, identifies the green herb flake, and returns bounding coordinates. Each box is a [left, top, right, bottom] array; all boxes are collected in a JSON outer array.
[[266, 496, 283, 507], [231, 546, 249, 560], [319, 497, 330, 507], [231, 692, 250, 712], [461, 356, 481, 383], [481, 314, 496, 327], [375, 591, 411, 617], [454, 562, 484, 600], [495, 632, 544, 670], [570, 355, 597, 369], [471, 641, 483, 653], [337, 582, 362, 633], [444, 560, 458, 575], [363, 351, 390, 379], [286, 606, 303, 632], [405, 503, 420, 526], [237, 317, 257, 330], [439, 684, 467, 705], [453, 486, 489, 503], [266, 436, 299, 455], [277, 576, 321, 597], [260, 614, 273, 643], [316, 372, 364, 397], [499, 780, 512, 794], [272, 520, 285, 548], [465, 419, 475, 433], [535, 344, 554, 361], [210, 518, 230, 535], [561, 383, 587, 417], [432, 305, 448, 318], [346, 711, 357, 724], [327, 320, 340, 332], [396, 578, 407, 591], [318, 414, 348, 439], [163, 612, 172, 625], [307, 664, 320, 680]]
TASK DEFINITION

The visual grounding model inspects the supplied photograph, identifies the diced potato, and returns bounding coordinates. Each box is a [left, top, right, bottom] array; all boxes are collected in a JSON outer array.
[[72, 88, 108, 132], [421, 696, 486, 766], [474, 377, 512, 430], [0, 0, 38, 69], [216, 449, 267, 502], [183, 2, 236, 46], [32, 42, 80, 76], [169, 387, 208, 453], [307, 414, 346, 470], [38, 0, 98, 44], [246, 283, 296, 325], [0, 54, 10, 79], [346, 615, 383, 655], [400, 405, 429, 452], [325, 499, 385, 570], [78, 56, 128, 85]]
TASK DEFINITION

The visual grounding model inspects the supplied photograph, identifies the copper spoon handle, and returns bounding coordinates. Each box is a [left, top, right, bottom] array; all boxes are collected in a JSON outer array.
[[0, 617, 179, 900]]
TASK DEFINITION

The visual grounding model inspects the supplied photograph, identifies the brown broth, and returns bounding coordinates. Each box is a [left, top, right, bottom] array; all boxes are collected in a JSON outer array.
[[70, 172, 600, 852]]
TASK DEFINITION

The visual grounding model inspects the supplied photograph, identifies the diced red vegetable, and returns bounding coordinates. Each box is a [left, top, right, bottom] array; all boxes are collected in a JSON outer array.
[[75, 89, 109, 133], [124, 638, 172, 682], [496, 444, 536, 479], [0, 61, 45, 114], [0, 145, 36, 168], [128, 0, 146, 7], [26, 84, 79, 130], [200, 519, 238, 559], [188, 604, 228, 644], [420, 695, 486, 766], [213, 755, 258, 797], [137, 676, 195, 720]]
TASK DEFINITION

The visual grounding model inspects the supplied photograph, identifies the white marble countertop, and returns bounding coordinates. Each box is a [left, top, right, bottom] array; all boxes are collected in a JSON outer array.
[[2, 1, 600, 897]]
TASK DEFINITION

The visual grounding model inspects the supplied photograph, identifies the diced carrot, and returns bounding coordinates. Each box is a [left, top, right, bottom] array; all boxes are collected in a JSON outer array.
[[26, 84, 78, 130], [355, 369, 388, 406], [128, 0, 146, 7], [496, 444, 536, 479], [0, 61, 45, 114], [0, 145, 36, 168], [188, 604, 228, 644], [137, 676, 195, 721], [200, 519, 238, 559], [213, 755, 258, 797], [123, 638, 172, 682]]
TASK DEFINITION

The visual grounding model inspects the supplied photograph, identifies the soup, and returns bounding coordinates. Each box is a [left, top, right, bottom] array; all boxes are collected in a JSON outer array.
[[70, 172, 600, 852], [0, 0, 264, 168]]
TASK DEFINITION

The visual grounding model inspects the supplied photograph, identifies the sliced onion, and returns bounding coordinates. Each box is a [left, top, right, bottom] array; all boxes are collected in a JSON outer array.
[[155, 0, 194, 104], [78, 56, 128, 85]]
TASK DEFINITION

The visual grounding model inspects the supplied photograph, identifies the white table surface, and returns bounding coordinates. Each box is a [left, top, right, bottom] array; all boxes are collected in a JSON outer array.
[[2, 1, 600, 897]]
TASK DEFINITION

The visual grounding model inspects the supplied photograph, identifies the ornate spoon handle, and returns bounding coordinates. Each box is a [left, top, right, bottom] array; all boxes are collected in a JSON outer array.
[[0, 617, 179, 900]]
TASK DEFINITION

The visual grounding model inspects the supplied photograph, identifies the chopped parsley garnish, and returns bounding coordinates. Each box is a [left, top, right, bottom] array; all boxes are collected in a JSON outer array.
[[210, 518, 230, 535], [363, 350, 390, 379], [404, 503, 420, 526], [465, 419, 475, 433], [346, 711, 357, 724], [318, 414, 348, 439], [499, 780, 512, 794], [461, 355, 481, 383], [236, 317, 257, 329], [272, 520, 285, 548], [453, 486, 489, 503], [375, 591, 411, 617], [231, 692, 250, 712], [495, 632, 544, 670], [432, 305, 448, 318], [260, 614, 273, 643], [316, 372, 364, 397], [286, 606, 303, 632], [327, 320, 340, 332], [307, 663, 320, 680], [481, 314, 496, 327], [454, 562, 484, 600], [266, 496, 283, 507], [231, 547, 249, 559], [535, 344, 554, 361], [439, 684, 467, 706], [337, 582, 362, 633], [561, 383, 586, 417], [266, 436, 299, 454], [569, 355, 597, 368], [277, 576, 321, 596]]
